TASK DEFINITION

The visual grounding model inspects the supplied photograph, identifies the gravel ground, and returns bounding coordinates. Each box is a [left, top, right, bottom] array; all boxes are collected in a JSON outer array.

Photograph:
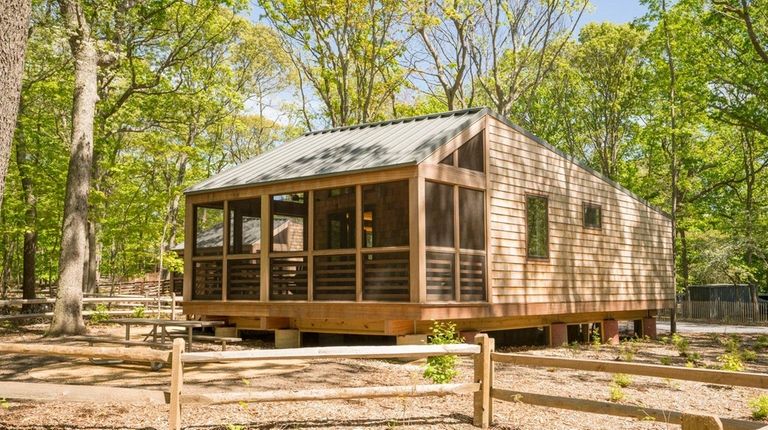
[[1, 323, 767, 429]]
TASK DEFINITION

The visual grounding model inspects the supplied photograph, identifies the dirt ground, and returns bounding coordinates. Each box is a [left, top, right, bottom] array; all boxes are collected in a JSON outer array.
[[1, 322, 768, 430]]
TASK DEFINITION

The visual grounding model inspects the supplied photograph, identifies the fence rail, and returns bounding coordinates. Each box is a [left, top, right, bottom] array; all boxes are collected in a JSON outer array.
[[0, 295, 183, 321], [660, 300, 768, 324], [1, 336, 768, 430]]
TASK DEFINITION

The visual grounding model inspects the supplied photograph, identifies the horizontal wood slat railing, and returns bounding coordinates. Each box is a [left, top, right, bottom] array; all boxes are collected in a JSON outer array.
[[492, 352, 768, 430]]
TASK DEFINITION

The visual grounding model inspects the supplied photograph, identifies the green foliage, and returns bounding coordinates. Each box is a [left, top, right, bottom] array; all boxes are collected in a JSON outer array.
[[591, 327, 601, 349], [423, 321, 462, 384], [749, 395, 768, 420], [0, 398, 8, 409], [619, 339, 638, 362], [670, 334, 690, 357], [225, 424, 244, 430], [659, 356, 672, 366], [612, 373, 632, 388], [90, 304, 110, 324], [131, 305, 146, 319], [718, 352, 745, 372], [608, 384, 625, 402], [756, 336, 768, 351]]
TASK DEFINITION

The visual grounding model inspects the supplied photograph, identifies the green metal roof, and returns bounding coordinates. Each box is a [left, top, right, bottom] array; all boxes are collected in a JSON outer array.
[[185, 107, 486, 193]]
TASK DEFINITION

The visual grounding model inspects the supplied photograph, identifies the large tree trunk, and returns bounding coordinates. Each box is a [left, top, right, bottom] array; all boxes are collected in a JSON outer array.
[[49, 0, 98, 336], [0, 0, 32, 211], [15, 116, 37, 313]]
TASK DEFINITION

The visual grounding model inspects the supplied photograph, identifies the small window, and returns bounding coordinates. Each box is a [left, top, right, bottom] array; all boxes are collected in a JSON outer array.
[[583, 204, 601, 229], [425, 181, 454, 247], [439, 153, 454, 166], [526, 196, 548, 259]]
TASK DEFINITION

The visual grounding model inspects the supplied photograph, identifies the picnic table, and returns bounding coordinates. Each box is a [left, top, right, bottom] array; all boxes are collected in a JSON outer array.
[[107, 318, 225, 352]]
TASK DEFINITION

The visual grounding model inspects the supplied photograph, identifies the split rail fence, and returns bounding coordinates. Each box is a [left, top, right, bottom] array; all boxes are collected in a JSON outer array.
[[0, 295, 183, 321], [1, 335, 767, 430]]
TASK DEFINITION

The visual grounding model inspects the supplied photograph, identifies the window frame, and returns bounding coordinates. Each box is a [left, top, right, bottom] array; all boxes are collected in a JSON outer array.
[[583, 202, 602, 230], [525, 194, 550, 260]]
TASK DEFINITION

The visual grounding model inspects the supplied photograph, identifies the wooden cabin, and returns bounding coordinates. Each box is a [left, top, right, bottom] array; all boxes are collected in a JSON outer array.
[[182, 108, 673, 346]]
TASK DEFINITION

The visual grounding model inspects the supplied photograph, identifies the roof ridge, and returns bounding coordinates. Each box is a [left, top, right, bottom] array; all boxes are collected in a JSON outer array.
[[303, 107, 485, 136]]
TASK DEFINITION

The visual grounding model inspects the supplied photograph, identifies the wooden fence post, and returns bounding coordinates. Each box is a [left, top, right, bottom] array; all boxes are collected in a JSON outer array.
[[169, 338, 185, 430], [170, 293, 176, 321], [473, 333, 494, 429], [681, 413, 723, 430]]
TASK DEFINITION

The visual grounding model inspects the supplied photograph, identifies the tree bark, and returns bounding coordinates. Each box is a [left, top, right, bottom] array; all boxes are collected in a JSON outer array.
[[0, 0, 32, 211], [49, 0, 98, 336]]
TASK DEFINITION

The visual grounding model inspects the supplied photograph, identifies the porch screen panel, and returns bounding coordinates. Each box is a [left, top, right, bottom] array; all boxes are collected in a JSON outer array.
[[229, 199, 261, 254], [270, 256, 308, 300], [192, 260, 222, 299], [425, 181, 454, 247], [459, 188, 485, 250], [362, 181, 409, 247], [363, 252, 409, 301], [457, 132, 484, 172], [314, 187, 356, 250], [271, 193, 307, 252], [426, 252, 455, 301], [459, 254, 485, 301], [227, 258, 260, 300], [314, 254, 356, 301], [194, 203, 224, 256]]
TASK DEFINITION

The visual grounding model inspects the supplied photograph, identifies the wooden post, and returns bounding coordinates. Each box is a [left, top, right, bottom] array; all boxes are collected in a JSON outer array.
[[169, 338, 184, 430], [473, 333, 493, 428], [681, 413, 723, 430], [170, 292, 176, 321]]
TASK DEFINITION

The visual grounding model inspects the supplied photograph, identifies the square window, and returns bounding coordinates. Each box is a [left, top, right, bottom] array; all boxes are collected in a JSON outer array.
[[584, 204, 601, 229]]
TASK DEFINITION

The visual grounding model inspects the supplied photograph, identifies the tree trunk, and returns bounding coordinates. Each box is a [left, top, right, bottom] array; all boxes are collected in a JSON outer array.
[[15, 117, 37, 313], [84, 220, 100, 294], [0, 0, 32, 211], [49, 0, 98, 336]]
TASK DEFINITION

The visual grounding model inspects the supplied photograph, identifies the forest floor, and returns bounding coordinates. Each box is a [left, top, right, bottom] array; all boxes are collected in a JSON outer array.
[[1, 322, 768, 430]]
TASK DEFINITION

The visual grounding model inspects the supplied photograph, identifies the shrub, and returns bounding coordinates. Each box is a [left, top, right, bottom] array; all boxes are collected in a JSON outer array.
[[742, 349, 758, 362], [619, 340, 637, 362], [90, 304, 110, 324], [722, 335, 741, 353], [608, 384, 624, 402], [131, 305, 146, 318], [749, 395, 768, 420], [612, 373, 632, 388], [671, 334, 689, 357], [756, 335, 768, 351], [423, 321, 462, 384], [659, 356, 672, 366], [718, 352, 745, 372], [591, 327, 601, 349]]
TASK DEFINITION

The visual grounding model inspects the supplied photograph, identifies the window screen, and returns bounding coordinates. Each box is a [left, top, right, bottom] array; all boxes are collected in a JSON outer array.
[[459, 188, 485, 250], [584, 204, 601, 229], [425, 181, 454, 247], [526, 196, 548, 258]]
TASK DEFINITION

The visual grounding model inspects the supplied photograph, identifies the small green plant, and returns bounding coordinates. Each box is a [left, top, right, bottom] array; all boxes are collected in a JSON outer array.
[[619, 340, 637, 362], [423, 321, 462, 384], [90, 304, 110, 323], [722, 335, 741, 353], [226, 424, 244, 430], [670, 333, 689, 357], [608, 384, 624, 402], [131, 305, 146, 318], [0, 398, 9, 409], [749, 395, 768, 420], [591, 327, 601, 349], [659, 356, 672, 366], [718, 352, 745, 371], [742, 349, 758, 362], [756, 335, 768, 351], [612, 373, 632, 388]]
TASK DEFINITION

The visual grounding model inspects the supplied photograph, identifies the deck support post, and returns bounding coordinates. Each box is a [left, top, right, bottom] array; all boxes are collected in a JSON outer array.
[[473, 333, 493, 429], [275, 329, 300, 349], [549, 323, 567, 347], [602, 319, 619, 345], [169, 338, 184, 430], [642, 317, 657, 339]]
